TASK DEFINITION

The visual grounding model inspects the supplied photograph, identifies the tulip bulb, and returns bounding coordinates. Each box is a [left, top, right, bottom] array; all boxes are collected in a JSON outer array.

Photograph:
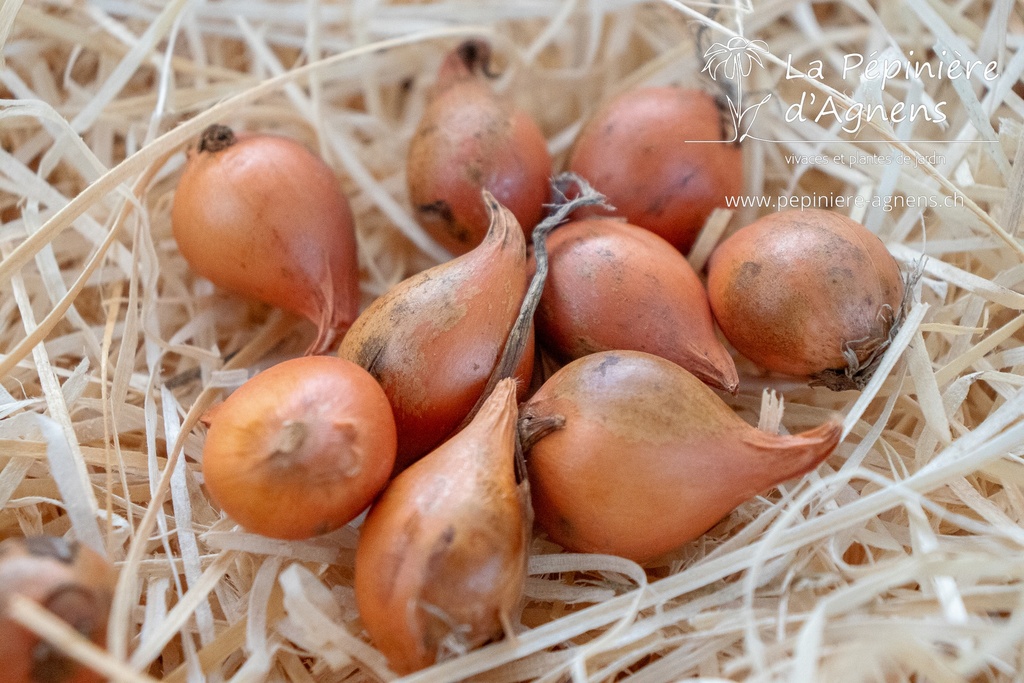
[[407, 40, 553, 254], [520, 351, 841, 563], [568, 87, 742, 254], [706, 208, 905, 390], [172, 125, 359, 353], [339, 192, 533, 470], [354, 379, 529, 674], [535, 218, 738, 392], [201, 356, 397, 540]]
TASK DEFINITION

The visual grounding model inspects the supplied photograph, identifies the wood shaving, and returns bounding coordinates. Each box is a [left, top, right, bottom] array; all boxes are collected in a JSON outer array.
[[2, 1, 1024, 680]]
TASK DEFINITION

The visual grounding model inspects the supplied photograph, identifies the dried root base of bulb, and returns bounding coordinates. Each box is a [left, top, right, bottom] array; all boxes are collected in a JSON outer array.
[[197, 123, 236, 153], [810, 264, 919, 391]]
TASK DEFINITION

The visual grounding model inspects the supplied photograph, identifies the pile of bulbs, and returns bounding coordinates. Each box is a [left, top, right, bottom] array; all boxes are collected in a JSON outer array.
[[1, 39, 905, 677], [175, 39, 905, 673]]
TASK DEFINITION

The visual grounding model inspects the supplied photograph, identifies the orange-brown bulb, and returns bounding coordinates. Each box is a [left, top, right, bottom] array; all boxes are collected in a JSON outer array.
[[521, 351, 840, 563], [569, 87, 742, 254], [535, 218, 738, 392], [339, 193, 533, 471], [355, 379, 529, 674], [407, 40, 552, 255], [172, 125, 359, 353], [707, 208, 904, 389], [202, 356, 397, 540]]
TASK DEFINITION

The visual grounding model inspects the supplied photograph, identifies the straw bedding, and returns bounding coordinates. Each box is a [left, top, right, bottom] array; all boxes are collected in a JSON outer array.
[[2, 0, 1024, 680]]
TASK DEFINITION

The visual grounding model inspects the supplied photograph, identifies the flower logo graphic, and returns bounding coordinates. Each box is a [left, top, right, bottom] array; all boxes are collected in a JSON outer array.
[[702, 37, 768, 80], [700, 36, 770, 142]]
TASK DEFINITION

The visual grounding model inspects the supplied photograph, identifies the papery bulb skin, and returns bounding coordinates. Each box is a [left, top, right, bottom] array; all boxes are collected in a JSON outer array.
[[569, 87, 742, 254], [201, 356, 397, 540], [171, 125, 359, 353], [339, 193, 533, 471], [706, 208, 905, 390], [521, 351, 840, 563], [408, 39, 553, 255], [0, 536, 118, 683], [355, 379, 529, 674], [535, 218, 738, 392]]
